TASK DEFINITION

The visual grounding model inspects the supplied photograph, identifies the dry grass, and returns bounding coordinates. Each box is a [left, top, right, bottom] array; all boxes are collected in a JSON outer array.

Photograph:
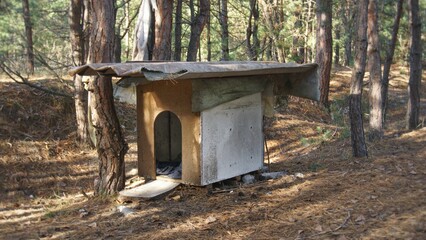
[[0, 65, 425, 239]]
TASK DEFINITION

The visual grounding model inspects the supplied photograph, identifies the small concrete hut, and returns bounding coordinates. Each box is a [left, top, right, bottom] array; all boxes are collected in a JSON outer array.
[[70, 61, 319, 186]]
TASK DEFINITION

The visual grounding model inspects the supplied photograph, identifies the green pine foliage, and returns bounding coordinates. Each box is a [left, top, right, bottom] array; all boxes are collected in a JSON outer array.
[[0, 0, 424, 73]]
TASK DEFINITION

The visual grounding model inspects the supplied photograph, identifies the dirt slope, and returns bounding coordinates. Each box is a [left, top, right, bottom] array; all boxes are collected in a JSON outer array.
[[0, 66, 425, 240]]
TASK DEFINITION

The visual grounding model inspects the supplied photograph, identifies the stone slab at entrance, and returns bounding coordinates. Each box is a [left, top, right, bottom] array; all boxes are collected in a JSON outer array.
[[119, 180, 180, 199]]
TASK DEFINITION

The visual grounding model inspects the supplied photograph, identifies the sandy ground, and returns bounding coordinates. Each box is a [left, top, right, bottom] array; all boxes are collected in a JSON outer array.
[[0, 65, 425, 239]]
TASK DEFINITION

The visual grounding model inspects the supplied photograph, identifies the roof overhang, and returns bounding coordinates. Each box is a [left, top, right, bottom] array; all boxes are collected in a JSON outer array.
[[69, 61, 320, 103]]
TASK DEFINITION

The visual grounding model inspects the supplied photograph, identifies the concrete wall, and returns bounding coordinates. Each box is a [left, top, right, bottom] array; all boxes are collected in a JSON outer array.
[[113, 85, 137, 105], [200, 93, 264, 185], [137, 80, 201, 184]]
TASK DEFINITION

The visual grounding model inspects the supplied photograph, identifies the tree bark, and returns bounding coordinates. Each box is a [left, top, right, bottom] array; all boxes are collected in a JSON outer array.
[[315, 0, 332, 107], [382, 0, 403, 123], [367, 0, 383, 140], [70, 0, 90, 144], [334, 28, 340, 66], [174, 0, 182, 61], [83, 0, 91, 62], [292, 6, 303, 63], [207, 9, 211, 61], [246, 0, 259, 61], [22, 0, 35, 74], [349, 0, 368, 157], [114, 30, 122, 62], [219, 0, 229, 61], [152, 0, 173, 60], [406, 0, 422, 130], [341, 0, 354, 66], [88, 0, 128, 195], [187, 0, 210, 61], [304, 0, 314, 63], [259, 0, 285, 62], [124, 1, 131, 60]]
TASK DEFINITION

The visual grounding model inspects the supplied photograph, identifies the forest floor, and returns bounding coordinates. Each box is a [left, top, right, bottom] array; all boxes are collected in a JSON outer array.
[[0, 65, 425, 240]]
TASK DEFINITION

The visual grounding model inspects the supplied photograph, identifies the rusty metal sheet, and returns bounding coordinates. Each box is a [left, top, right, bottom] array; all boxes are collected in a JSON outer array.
[[70, 61, 320, 103], [69, 61, 317, 80]]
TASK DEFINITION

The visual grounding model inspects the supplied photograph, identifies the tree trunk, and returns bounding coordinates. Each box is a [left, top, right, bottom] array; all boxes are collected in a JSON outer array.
[[334, 28, 340, 66], [152, 0, 173, 60], [22, 0, 34, 74], [246, 0, 259, 61], [114, 28, 122, 62], [315, 0, 332, 107], [207, 9, 211, 61], [349, 0, 368, 157], [187, 0, 210, 61], [88, 0, 128, 195], [382, 0, 403, 123], [406, 0, 422, 130], [341, 0, 354, 66], [70, 0, 90, 144], [259, 0, 285, 62], [367, 0, 383, 140], [174, 0, 182, 61], [343, 38, 351, 66], [219, 0, 229, 61], [304, 0, 314, 63], [292, 6, 303, 63], [124, 1, 131, 60], [83, 0, 91, 62]]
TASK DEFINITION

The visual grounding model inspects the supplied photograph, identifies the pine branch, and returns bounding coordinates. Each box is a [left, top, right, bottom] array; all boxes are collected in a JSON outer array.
[[0, 61, 73, 99]]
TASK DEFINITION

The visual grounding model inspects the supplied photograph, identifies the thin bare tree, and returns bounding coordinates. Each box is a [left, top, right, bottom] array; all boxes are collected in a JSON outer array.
[[22, 0, 34, 74], [174, 0, 183, 61], [406, 0, 422, 130], [187, 0, 210, 61], [349, 0, 368, 157], [219, 0, 229, 60], [382, 0, 403, 123], [246, 0, 259, 61], [367, 0, 383, 140], [315, 0, 333, 107], [152, 0, 173, 60], [70, 0, 90, 144]]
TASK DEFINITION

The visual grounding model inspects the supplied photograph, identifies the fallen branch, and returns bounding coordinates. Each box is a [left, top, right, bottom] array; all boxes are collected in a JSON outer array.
[[34, 52, 74, 91], [209, 188, 237, 194], [0, 61, 72, 99]]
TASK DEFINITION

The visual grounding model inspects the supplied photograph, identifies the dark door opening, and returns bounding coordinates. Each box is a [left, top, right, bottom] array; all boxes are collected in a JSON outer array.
[[154, 111, 182, 179]]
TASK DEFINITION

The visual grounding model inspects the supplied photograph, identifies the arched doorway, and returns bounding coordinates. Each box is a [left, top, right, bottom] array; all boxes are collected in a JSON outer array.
[[154, 111, 182, 179]]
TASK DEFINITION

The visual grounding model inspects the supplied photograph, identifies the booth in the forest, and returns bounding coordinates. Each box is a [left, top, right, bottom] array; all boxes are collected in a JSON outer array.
[[71, 61, 319, 186]]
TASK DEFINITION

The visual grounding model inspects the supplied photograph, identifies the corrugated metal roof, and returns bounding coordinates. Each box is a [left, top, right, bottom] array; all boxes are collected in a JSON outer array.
[[69, 61, 318, 81]]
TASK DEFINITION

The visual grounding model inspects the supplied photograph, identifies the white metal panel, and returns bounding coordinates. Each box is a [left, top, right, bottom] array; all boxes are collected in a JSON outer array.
[[200, 93, 263, 185]]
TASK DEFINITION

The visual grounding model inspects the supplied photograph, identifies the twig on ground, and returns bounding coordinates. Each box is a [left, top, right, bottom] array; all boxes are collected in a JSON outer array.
[[306, 210, 351, 239], [81, 189, 90, 200], [209, 188, 237, 194]]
